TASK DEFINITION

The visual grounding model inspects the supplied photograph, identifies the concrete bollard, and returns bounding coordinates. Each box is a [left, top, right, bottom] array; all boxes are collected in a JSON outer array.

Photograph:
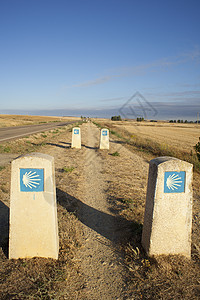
[[9, 153, 59, 259], [71, 127, 81, 149], [142, 157, 193, 258], [100, 128, 109, 150]]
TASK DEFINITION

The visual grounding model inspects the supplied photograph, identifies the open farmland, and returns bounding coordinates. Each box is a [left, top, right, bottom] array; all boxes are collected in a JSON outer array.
[[94, 119, 200, 173], [0, 116, 199, 299], [105, 120, 200, 154], [0, 114, 79, 128]]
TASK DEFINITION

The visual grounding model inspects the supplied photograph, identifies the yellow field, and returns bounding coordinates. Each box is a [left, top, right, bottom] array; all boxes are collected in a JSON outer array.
[[1, 115, 199, 154], [0, 114, 79, 128], [112, 121, 200, 153]]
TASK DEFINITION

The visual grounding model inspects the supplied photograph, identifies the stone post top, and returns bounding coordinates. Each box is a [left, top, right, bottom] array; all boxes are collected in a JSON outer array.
[[13, 152, 54, 162], [150, 156, 193, 168], [101, 128, 108, 131]]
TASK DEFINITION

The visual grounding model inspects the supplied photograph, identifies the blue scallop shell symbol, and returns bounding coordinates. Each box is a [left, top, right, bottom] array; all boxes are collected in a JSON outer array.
[[20, 168, 44, 192], [164, 171, 185, 193], [74, 129, 79, 134], [102, 130, 107, 136]]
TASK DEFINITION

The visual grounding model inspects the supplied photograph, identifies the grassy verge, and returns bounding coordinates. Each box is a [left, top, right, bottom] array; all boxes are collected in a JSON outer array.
[[92, 121, 102, 129], [0, 123, 85, 299], [127, 134, 200, 172], [0, 125, 69, 155], [68, 120, 87, 132]]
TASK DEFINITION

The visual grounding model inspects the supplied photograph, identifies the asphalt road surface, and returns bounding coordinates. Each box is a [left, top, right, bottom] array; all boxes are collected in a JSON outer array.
[[0, 121, 76, 143]]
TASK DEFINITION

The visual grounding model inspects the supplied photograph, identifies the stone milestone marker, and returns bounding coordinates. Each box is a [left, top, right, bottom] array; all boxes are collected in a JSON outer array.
[[100, 128, 109, 150], [9, 153, 59, 259], [71, 127, 81, 149], [142, 157, 193, 258]]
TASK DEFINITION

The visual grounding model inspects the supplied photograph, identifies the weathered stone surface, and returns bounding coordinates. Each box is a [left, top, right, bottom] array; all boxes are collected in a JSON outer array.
[[71, 127, 81, 149], [100, 128, 109, 150], [9, 152, 59, 259], [142, 156, 193, 258]]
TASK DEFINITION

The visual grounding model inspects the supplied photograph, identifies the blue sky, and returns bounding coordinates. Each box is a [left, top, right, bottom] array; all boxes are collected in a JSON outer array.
[[0, 0, 200, 119]]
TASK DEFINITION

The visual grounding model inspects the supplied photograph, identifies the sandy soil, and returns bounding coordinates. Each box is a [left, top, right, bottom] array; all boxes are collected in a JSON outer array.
[[0, 154, 19, 166], [41, 122, 140, 298], [76, 123, 128, 299]]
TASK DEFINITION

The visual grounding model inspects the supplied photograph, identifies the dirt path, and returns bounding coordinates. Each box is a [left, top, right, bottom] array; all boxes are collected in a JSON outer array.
[[77, 123, 127, 299]]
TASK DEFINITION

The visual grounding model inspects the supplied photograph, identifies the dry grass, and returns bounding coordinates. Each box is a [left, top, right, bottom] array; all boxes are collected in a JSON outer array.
[[0, 114, 79, 128], [0, 117, 199, 299], [0, 120, 86, 299], [0, 120, 84, 155], [0, 128, 64, 154], [114, 120, 200, 153], [0, 211, 83, 299], [93, 119, 200, 172], [97, 119, 199, 153]]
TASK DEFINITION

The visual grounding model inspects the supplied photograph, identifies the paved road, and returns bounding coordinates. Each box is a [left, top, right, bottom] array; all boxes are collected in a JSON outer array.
[[0, 121, 75, 143]]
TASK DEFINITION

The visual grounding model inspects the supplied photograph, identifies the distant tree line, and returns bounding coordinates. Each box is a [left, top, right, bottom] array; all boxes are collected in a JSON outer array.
[[169, 120, 197, 123], [136, 117, 144, 122], [110, 116, 198, 123], [111, 115, 122, 121]]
